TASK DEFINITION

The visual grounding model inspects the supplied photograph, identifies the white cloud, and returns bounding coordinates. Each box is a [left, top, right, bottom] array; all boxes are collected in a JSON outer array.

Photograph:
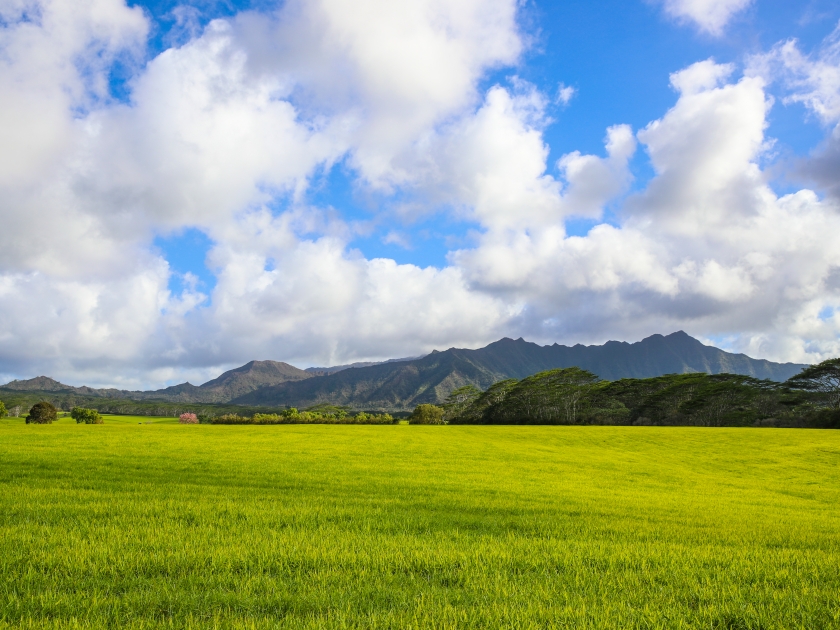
[[173, 208, 516, 367], [556, 83, 576, 105], [658, 0, 752, 36], [749, 23, 840, 199], [0, 0, 526, 385], [234, 0, 522, 189], [751, 24, 840, 124], [556, 124, 637, 220], [3, 0, 840, 389], [0, 0, 147, 189], [452, 61, 840, 363], [382, 231, 412, 249], [669, 58, 734, 95]]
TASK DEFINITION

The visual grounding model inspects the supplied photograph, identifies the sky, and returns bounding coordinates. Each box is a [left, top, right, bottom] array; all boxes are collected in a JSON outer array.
[[2, 0, 840, 388]]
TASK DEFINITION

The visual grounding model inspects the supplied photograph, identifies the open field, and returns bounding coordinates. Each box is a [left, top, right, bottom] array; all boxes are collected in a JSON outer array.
[[0, 421, 838, 629], [51, 414, 180, 425]]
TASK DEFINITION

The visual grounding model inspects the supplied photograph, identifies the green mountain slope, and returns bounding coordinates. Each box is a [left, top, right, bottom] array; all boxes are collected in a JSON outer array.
[[232, 332, 807, 410]]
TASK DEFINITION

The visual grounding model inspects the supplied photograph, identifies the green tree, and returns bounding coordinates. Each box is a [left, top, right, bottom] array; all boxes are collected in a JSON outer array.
[[0, 400, 7, 418], [26, 402, 57, 424], [410, 404, 445, 425], [460, 379, 518, 423], [488, 368, 600, 424], [71, 407, 103, 424], [442, 385, 481, 422], [786, 358, 840, 409], [680, 377, 761, 427]]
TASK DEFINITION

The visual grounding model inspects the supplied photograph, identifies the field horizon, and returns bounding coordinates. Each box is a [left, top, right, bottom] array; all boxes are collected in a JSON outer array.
[[1, 420, 838, 628]]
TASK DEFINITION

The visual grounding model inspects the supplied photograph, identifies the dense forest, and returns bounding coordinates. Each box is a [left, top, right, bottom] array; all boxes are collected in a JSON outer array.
[[443, 360, 840, 428]]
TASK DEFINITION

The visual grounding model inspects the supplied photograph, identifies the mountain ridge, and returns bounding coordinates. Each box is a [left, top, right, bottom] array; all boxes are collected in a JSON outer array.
[[304, 356, 424, 376], [1, 332, 808, 410], [231, 331, 807, 410], [1, 360, 311, 404]]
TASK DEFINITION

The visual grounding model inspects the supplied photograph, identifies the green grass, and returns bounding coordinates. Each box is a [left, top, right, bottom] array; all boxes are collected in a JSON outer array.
[[0, 421, 838, 629], [46, 414, 180, 425]]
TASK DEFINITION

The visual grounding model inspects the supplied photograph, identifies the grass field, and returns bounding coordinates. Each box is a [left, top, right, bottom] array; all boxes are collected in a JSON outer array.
[[0, 419, 838, 629]]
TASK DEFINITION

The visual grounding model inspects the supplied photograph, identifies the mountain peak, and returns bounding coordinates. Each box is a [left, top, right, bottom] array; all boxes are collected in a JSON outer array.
[[2, 376, 70, 391]]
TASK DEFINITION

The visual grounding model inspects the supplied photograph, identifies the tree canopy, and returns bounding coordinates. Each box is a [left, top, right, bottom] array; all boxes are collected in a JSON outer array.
[[447, 367, 839, 428], [71, 407, 103, 424], [786, 359, 840, 409], [26, 402, 57, 424], [410, 404, 445, 425], [441, 385, 481, 422]]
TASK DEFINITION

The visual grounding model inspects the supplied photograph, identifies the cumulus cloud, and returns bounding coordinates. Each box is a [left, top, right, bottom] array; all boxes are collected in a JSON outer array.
[[2, 0, 840, 388], [453, 60, 840, 363], [195, 209, 516, 366], [657, 0, 752, 36], [233, 0, 522, 189], [750, 23, 840, 200], [0, 0, 526, 385]]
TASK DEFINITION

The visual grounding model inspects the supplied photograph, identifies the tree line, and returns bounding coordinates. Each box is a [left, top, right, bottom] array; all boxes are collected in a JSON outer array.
[[4, 358, 839, 428], [202, 406, 395, 424], [437, 359, 840, 428]]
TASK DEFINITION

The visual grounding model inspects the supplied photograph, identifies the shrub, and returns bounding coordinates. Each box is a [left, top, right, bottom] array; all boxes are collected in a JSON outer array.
[[211, 414, 249, 424], [208, 411, 395, 425], [409, 404, 445, 425], [71, 407, 103, 424], [26, 402, 58, 424], [179, 413, 199, 424], [0, 401, 6, 418], [252, 413, 283, 424]]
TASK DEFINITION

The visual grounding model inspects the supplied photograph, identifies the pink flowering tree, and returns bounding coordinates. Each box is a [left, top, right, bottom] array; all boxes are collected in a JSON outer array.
[[179, 412, 199, 424]]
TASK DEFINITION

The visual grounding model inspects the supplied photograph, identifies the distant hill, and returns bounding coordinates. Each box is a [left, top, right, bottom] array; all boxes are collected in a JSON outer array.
[[1, 332, 808, 411], [1, 360, 311, 404], [232, 332, 807, 410], [3, 376, 70, 392], [177, 360, 311, 402]]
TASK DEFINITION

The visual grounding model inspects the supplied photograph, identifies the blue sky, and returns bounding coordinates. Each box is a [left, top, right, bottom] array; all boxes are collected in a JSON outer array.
[[2, 0, 840, 386], [151, 0, 840, 276]]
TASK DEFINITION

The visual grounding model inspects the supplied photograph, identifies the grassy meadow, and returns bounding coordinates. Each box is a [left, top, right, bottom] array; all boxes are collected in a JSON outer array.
[[0, 418, 838, 629]]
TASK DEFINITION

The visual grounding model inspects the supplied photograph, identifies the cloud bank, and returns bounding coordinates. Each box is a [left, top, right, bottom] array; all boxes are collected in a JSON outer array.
[[1, 0, 840, 387]]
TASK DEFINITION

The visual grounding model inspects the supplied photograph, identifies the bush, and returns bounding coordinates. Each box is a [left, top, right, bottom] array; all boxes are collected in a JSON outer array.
[[211, 414, 249, 424], [71, 407, 103, 424], [26, 402, 57, 424], [410, 404, 445, 425], [179, 413, 199, 424], [207, 411, 396, 425], [0, 401, 7, 418], [252, 413, 283, 424]]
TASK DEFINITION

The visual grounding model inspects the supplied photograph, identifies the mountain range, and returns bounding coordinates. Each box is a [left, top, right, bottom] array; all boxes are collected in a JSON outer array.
[[1, 332, 808, 411], [1, 360, 311, 404]]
